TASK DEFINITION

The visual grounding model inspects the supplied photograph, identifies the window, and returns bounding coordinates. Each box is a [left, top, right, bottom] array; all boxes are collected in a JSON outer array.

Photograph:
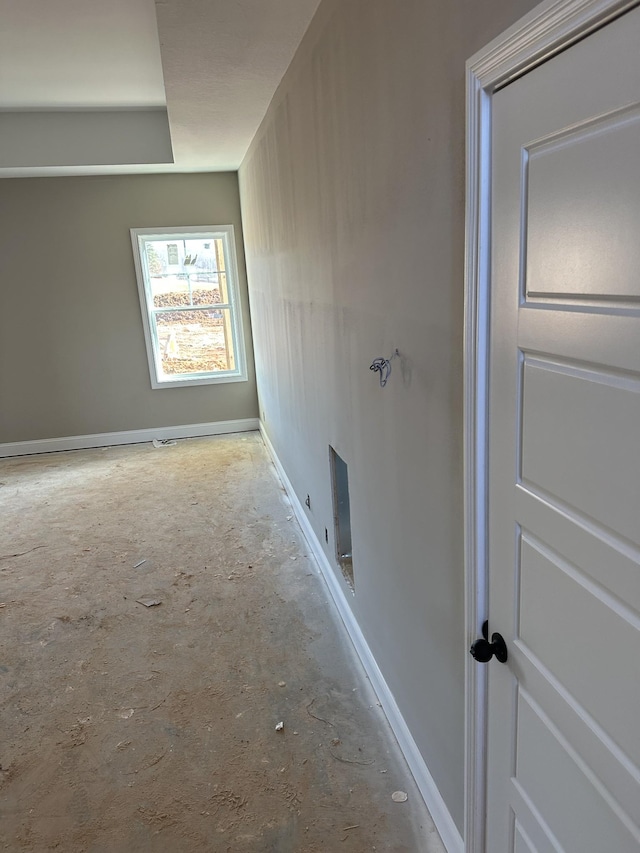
[[130, 225, 247, 388]]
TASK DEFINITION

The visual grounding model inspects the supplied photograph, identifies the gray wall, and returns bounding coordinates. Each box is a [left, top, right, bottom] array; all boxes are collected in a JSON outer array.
[[0, 173, 257, 443], [239, 0, 538, 832]]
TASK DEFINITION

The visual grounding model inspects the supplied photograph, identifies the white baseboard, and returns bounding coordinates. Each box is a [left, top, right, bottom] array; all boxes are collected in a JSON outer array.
[[260, 423, 464, 853], [0, 418, 260, 458]]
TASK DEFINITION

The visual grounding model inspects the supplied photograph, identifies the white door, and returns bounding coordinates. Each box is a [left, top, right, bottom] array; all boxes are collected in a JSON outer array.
[[485, 6, 640, 851]]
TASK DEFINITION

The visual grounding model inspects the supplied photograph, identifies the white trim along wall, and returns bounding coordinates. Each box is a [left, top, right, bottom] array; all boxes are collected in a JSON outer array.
[[463, 0, 638, 850], [261, 425, 465, 853], [0, 419, 259, 458]]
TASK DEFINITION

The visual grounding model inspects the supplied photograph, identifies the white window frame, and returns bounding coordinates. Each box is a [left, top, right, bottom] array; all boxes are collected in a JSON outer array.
[[130, 225, 247, 389]]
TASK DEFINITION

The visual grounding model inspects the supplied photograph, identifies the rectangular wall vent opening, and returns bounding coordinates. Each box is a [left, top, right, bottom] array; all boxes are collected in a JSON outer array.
[[329, 446, 354, 590]]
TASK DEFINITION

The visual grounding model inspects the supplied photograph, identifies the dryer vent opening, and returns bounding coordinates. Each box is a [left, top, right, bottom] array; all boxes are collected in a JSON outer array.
[[329, 447, 354, 590]]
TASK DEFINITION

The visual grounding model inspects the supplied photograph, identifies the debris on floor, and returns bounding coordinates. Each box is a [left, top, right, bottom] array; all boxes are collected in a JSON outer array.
[[152, 438, 177, 448], [392, 791, 409, 803], [306, 698, 334, 726], [329, 750, 374, 766], [0, 544, 46, 560], [0, 434, 444, 853]]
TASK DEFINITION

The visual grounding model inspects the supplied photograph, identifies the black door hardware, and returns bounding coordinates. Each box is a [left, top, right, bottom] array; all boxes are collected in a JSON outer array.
[[470, 620, 508, 663]]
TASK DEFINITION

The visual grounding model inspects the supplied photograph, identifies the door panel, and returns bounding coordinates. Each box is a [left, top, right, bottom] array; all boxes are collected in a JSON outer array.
[[521, 357, 640, 544], [518, 310, 640, 375], [514, 486, 640, 609], [526, 107, 640, 302], [514, 822, 542, 853], [486, 5, 640, 851], [518, 534, 640, 768], [515, 693, 638, 852]]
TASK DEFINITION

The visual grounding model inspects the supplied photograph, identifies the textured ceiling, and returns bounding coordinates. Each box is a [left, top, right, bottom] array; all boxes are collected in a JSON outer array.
[[0, 0, 166, 108], [156, 0, 321, 171], [0, 0, 321, 175]]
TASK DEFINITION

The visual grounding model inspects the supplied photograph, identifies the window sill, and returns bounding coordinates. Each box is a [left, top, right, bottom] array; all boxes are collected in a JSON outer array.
[[150, 370, 248, 390]]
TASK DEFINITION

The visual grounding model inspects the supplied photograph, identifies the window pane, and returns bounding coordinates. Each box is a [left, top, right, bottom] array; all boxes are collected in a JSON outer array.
[[144, 239, 223, 308], [151, 273, 222, 309], [155, 308, 236, 376]]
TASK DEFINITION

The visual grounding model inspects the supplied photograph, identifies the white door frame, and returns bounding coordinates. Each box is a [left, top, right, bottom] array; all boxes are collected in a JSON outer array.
[[463, 1, 638, 850]]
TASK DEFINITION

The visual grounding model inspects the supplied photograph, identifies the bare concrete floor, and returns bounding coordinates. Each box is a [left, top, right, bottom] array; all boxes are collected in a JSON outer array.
[[0, 434, 445, 852]]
